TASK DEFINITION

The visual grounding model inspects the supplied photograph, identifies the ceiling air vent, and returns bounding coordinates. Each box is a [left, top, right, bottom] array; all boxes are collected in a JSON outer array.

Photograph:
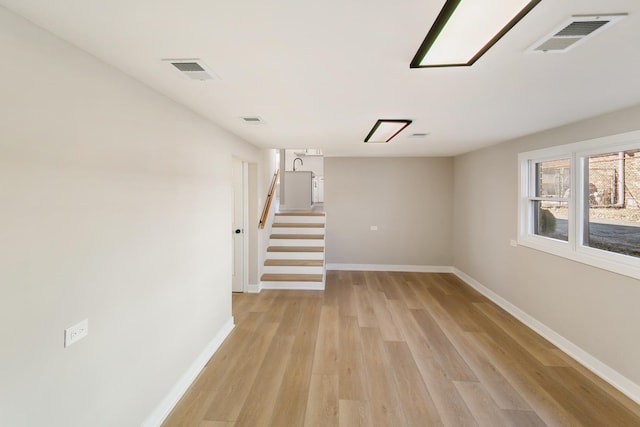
[[164, 59, 216, 80], [240, 116, 265, 125], [409, 133, 430, 138], [528, 14, 627, 53]]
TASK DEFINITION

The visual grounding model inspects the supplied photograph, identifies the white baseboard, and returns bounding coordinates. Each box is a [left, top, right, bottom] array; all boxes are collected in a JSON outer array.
[[142, 317, 235, 427], [247, 283, 261, 294], [326, 263, 453, 273], [260, 281, 325, 290], [452, 267, 640, 406]]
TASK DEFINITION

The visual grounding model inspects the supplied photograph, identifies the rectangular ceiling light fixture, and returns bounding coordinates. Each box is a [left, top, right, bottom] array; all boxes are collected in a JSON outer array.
[[364, 120, 412, 143], [410, 0, 541, 68]]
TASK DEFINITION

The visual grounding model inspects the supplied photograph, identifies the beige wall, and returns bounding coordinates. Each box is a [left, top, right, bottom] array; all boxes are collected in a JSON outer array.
[[453, 104, 640, 387], [325, 157, 453, 266], [0, 7, 260, 427]]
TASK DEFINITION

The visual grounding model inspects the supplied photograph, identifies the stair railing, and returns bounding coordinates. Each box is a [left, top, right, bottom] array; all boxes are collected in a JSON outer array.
[[259, 168, 280, 229]]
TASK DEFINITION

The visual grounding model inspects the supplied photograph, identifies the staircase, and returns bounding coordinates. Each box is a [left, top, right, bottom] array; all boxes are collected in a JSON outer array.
[[260, 212, 326, 290]]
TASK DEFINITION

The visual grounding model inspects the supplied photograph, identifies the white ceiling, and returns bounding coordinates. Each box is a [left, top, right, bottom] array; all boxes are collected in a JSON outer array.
[[2, 0, 640, 156]]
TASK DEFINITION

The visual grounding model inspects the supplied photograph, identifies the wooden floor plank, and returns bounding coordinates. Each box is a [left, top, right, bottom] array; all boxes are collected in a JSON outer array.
[[549, 348, 640, 418], [336, 282, 357, 317], [303, 374, 338, 427], [441, 320, 532, 411], [411, 308, 478, 381], [501, 409, 547, 427], [275, 298, 305, 336], [406, 277, 454, 322], [368, 290, 404, 342], [385, 341, 443, 426], [363, 270, 384, 293], [471, 331, 584, 426], [359, 327, 407, 426], [353, 283, 378, 328], [428, 287, 484, 332], [198, 421, 234, 427], [311, 305, 339, 375], [474, 301, 568, 367], [387, 300, 477, 426], [338, 400, 371, 427], [162, 322, 265, 426], [322, 272, 340, 307], [378, 271, 404, 301], [270, 298, 322, 427], [455, 381, 511, 427], [337, 316, 368, 400], [394, 276, 425, 310], [163, 272, 640, 427], [232, 335, 295, 427], [202, 322, 280, 423], [349, 270, 366, 286]]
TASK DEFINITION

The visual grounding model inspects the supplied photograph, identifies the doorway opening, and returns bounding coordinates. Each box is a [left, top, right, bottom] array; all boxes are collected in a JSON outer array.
[[280, 148, 324, 212]]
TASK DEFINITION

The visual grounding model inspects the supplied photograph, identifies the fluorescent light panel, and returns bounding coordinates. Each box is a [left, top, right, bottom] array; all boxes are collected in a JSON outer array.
[[364, 120, 412, 143], [411, 0, 541, 68]]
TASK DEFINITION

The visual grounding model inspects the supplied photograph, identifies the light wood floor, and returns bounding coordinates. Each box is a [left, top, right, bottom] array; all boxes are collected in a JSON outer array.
[[162, 271, 640, 426]]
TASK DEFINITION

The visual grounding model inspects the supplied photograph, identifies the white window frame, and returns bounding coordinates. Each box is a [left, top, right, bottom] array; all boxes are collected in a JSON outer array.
[[518, 130, 640, 280]]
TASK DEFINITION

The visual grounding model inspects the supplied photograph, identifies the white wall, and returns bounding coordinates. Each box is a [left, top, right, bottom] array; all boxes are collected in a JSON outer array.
[[325, 157, 453, 267], [453, 104, 640, 392], [0, 6, 260, 427]]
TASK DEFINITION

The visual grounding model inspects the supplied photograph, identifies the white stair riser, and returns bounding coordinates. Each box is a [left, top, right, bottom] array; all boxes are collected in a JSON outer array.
[[266, 252, 324, 260], [261, 281, 325, 290], [269, 239, 325, 247], [263, 265, 324, 274], [271, 227, 325, 234], [274, 216, 325, 224]]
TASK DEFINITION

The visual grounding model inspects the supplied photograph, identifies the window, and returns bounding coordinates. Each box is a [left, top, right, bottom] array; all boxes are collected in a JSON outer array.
[[531, 159, 570, 241], [518, 130, 640, 280]]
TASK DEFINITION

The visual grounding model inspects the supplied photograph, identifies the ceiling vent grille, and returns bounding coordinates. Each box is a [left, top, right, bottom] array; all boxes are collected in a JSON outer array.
[[164, 59, 216, 80], [528, 14, 627, 53], [240, 116, 265, 125]]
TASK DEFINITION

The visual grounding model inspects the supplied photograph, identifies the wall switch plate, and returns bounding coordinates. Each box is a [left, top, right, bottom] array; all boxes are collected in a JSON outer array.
[[64, 319, 88, 348], [370, 225, 378, 231], [510, 239, 518, 247]]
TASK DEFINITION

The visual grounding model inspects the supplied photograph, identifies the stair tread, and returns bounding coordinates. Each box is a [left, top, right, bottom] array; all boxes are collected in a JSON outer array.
[[276, 212, 325, 216], [272, 223, 325, 228], [267, 246, 324, 252], [270, 234, 324, 239], [261, 273, 324, 282], [265, 259, 324, 266]]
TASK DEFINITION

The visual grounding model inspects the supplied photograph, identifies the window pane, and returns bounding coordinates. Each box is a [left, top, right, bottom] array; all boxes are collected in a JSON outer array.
[[584, 151, 640, 258], [533, 200, 568, 241], [535, 159, 570, 198]]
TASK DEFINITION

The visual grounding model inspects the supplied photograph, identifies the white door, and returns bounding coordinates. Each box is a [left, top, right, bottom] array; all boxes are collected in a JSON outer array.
[[232, 158, 245, 292]]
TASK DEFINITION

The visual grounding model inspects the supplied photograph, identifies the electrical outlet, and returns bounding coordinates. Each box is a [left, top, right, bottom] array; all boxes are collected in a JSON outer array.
[[64, 319, 88, 348], [370, 225, 378, 231]]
